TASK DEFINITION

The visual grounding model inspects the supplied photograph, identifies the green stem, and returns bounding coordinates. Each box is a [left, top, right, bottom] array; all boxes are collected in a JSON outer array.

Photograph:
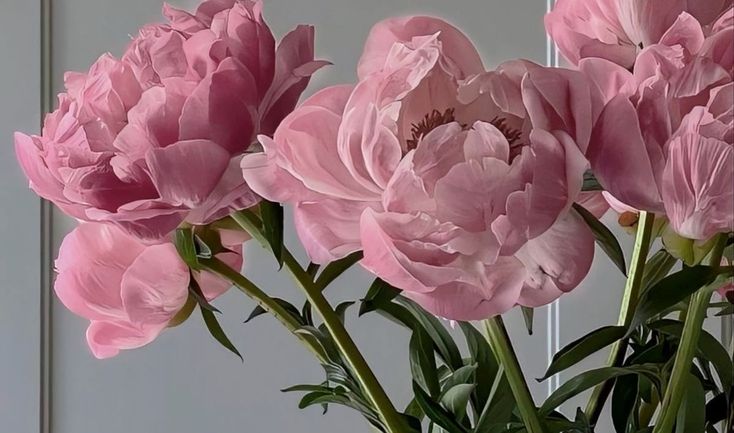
[[652, 236, 727, 433], [199, 257, 328, 363], [232, 211, 408, 433], [585, 212, 655, 423], [483, 317, 546, 433]]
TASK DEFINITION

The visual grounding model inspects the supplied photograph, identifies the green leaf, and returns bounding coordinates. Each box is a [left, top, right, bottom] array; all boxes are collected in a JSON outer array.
[[582, 171, 603, 191], [649, 319, 733, 392], [397, 297, 464, 371], [306, 262, 321, 278], [259, 200, 284, 267], [521, 307, 534, 335], [315, 251, 363, 290], [629, 266, 722, 333], [641, 249, 678, 291], [573, 203, 627, 276], [611, 374, 639, 433], [175, 227, 201, 270], [540, 325, 627, 380], [704, 391, 730, 426], [359, 279, 400, 316], [188, 277, 220, 313], [244, 298, 303, 325], [282, 384, 332, 393], [412, 381, 470, 433], [458, 322, 498, 411], [440, 383, 475, 420], [540, 366, 658, 415], [335, 301, 355, 324], [169, 294, 197, 327], [676, 374, 705, 433], [200, 305, 242, 361], [410, 329, 440, 398], [441, 364, 477, 391]]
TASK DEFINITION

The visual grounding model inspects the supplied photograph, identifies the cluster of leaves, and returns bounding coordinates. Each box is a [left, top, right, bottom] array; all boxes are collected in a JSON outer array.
[[536, 247, 734, 433]]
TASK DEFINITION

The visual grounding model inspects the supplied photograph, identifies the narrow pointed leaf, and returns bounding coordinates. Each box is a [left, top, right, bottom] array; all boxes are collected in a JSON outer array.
[[540, 325, 626, 380], [259, 200, 284, 267], [200, 305, 242, 361], [521, 306, 534, 335], [315, 251, 363, 290], [573, 203, 627, 275], [175, 227, 201, 270], [412, 381, 470, 433]]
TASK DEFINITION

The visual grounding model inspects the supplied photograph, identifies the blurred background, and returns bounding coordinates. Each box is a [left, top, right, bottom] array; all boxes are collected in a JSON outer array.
[[0, 1, 723, 432]]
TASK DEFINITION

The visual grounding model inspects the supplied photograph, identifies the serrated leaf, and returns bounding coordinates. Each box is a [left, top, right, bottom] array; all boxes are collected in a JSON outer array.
[[629, 266, 722, 333], [412, 381, 470, 433], [573, 203, 627, 275], [175, 227, 201, 270], [315, 251, 363, 290], [540, 325, 626, 380], [200, 305, 242, 361], [260, 200, 284, 267]]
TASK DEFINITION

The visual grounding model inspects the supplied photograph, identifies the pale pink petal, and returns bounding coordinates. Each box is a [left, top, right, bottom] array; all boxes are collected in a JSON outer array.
[[120, 243, 190, 325], [662, 133, 734, 240], [86, 320, 165, 359]]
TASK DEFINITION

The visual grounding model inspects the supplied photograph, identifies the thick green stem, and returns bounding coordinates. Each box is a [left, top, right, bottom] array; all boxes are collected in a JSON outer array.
[[280, 249, 408, 433], [483, 317, 546, 433], [199, 257, 328, 363], [585, 212, 656, 423], [232, 211, 407, 433], [653, 236, 727, 433]]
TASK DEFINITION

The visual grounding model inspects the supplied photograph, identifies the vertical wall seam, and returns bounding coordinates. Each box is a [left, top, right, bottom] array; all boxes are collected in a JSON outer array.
[[544, 0, 561, 397], [39, 0, 53, 431]]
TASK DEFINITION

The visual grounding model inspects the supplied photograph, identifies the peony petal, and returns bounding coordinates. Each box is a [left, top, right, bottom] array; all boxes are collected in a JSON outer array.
[[146, 139, 230, 208]]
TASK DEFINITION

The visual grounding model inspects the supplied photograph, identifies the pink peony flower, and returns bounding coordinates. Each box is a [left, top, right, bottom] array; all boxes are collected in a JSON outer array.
[[545, 0, 731, 68], [242, 16, 598, 320], [54, 222, 246, 359], [15, 0, 325, 240], [582, 12, 733, 240]]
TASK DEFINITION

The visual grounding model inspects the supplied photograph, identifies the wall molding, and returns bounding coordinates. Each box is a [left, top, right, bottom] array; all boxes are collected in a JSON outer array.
[[39, 0, 53, 431]]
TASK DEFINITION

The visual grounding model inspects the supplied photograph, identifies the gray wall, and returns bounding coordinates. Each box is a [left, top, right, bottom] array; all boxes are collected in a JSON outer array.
[[1, 1, 727, 432]]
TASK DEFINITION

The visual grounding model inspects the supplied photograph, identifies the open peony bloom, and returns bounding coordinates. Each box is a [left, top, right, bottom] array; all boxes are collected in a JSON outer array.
[[242, 16, 598, 320], [545, 0, 732, 68], [54, 222, 246, 359], [583, 10, 733, 241], [15, 0, 325, 240]]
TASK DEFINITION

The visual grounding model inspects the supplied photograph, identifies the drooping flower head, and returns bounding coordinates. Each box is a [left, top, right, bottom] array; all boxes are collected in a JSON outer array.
[[243, 16, 600, 320], [55, 222, 247, 358], [15, 0, 326, 240]]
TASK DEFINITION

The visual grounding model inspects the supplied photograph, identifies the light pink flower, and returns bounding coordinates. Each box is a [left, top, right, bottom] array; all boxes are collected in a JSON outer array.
[[243, 16, 598, 319], [54, 222, 245, 359], [545, 0, 731, 68], [15, 0, 325, 240], [582, 14, 733, 240]]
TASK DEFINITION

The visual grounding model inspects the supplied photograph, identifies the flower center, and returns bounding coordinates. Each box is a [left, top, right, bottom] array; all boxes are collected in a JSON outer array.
[[406, 108, 457, 151], [489, 116, 522, 146]]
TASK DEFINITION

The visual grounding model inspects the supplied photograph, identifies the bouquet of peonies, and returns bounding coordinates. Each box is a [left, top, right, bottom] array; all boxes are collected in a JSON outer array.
[[14, 0, 734, 432]]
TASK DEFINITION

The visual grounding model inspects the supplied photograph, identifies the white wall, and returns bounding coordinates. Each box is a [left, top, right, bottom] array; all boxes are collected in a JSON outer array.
[[1, 1, 727, 432]]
